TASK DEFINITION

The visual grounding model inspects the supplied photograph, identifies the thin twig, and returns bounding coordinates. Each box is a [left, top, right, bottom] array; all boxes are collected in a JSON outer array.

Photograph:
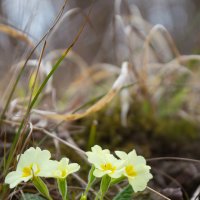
[[148, 157, 200, 164], [147, 186, 171, 200]]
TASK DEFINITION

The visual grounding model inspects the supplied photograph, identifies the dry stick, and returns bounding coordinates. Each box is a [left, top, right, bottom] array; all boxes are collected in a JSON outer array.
[[16, 122, 33, 166], [2, 118, 86, 159], [34, 127, 86, 160], [147, 186, 171, 200], [147, 157, 200, 164], [152, 167, 189, 199], [21, 123, 33, 152]]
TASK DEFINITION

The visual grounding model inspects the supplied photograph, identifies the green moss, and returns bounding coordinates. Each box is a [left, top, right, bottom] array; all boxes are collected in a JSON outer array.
[[154, 118, 198, 142], [76, 96, 199, 157]]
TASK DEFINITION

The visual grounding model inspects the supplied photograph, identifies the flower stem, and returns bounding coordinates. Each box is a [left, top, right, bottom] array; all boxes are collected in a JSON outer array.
[[94, 191, 101, 200], [83, 165, 96, 198], [57, 178, 69, 200], [98, 175, 111, 200]]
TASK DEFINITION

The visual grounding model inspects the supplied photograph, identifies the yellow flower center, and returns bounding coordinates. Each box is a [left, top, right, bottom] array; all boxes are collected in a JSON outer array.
[[22, 164, 40, 177], [125, 165, 137, 177], [101, 163, 116, 173], [60, 169, 67, 178], [22, 167, 32, 177]]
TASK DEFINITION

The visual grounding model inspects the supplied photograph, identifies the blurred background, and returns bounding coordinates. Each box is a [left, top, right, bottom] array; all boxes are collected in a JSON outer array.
[[1, 0, 200, 53], [0, 1, 200, 199]]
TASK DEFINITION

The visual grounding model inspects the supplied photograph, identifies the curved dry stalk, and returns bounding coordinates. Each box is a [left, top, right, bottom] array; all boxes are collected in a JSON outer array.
[[33, 62, 130, 121], [35, 127, 86, 159], [169, 54, 200, 65], [0, 23, 35, 47], [147, 186, 171, 200], [142, 24, 180, 79], [35, 87, 117, 121], [68, 68, 112, 92], [47, 6, 96, 43], [47, 7, 82, 42], [147, 157, 200, 164], [152, 167, 189, 199]]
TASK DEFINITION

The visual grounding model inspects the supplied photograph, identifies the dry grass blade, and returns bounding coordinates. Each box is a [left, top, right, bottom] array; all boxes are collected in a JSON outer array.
[[34, 62, 130, 121], [0, 23, 34, 47], [142, 24, 181, 81], [147, 186, 171, 200], [147, 157, 200, 164], [0, 0, 68, 121]]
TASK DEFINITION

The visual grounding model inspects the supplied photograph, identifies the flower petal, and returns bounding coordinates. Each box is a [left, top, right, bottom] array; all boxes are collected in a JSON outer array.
[[93, 169, 107, 177], [5, 171, 31, 188], [115, 151, 128, 160], [68, 163, 80, 174]]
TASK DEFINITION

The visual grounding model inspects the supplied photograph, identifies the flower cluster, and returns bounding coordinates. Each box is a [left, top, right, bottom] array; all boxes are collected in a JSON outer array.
[[5, 147, 80, 189], [86, 145, 153, 192], [5, 145, 152, 200]]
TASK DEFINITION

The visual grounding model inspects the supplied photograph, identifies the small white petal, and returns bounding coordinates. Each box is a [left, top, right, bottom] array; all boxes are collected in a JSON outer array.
[[109, 170, 123, 179], [93, 169, 107, 177], [68, 163, 80, 174], [60, 158, 69, 167], [128, 174, 151, 192], [39, 160, 58, 177], [115, 151, 128, 160]]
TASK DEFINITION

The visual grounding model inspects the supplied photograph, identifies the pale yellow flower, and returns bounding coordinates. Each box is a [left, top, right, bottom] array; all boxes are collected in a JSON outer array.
[[86, 145, 124, 178], [52, 158, 80, 179], [115, 150, 153, 192], [5, 147, 55, 188]]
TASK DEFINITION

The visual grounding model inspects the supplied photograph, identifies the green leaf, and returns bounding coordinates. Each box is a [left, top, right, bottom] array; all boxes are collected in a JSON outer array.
[[113, 185, 134, 200], [100, 175, 111, 197], [80, 194, 87, 200], [110, 176, 126, 186], [29, 70, 40, 98], [32, 177, 53, 200], [87, 121, 97, 150], [88, 165, 96, 185], [82, 165, 96, 199], [57, 178, 68, 200], [20, 193, 45, 200]]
